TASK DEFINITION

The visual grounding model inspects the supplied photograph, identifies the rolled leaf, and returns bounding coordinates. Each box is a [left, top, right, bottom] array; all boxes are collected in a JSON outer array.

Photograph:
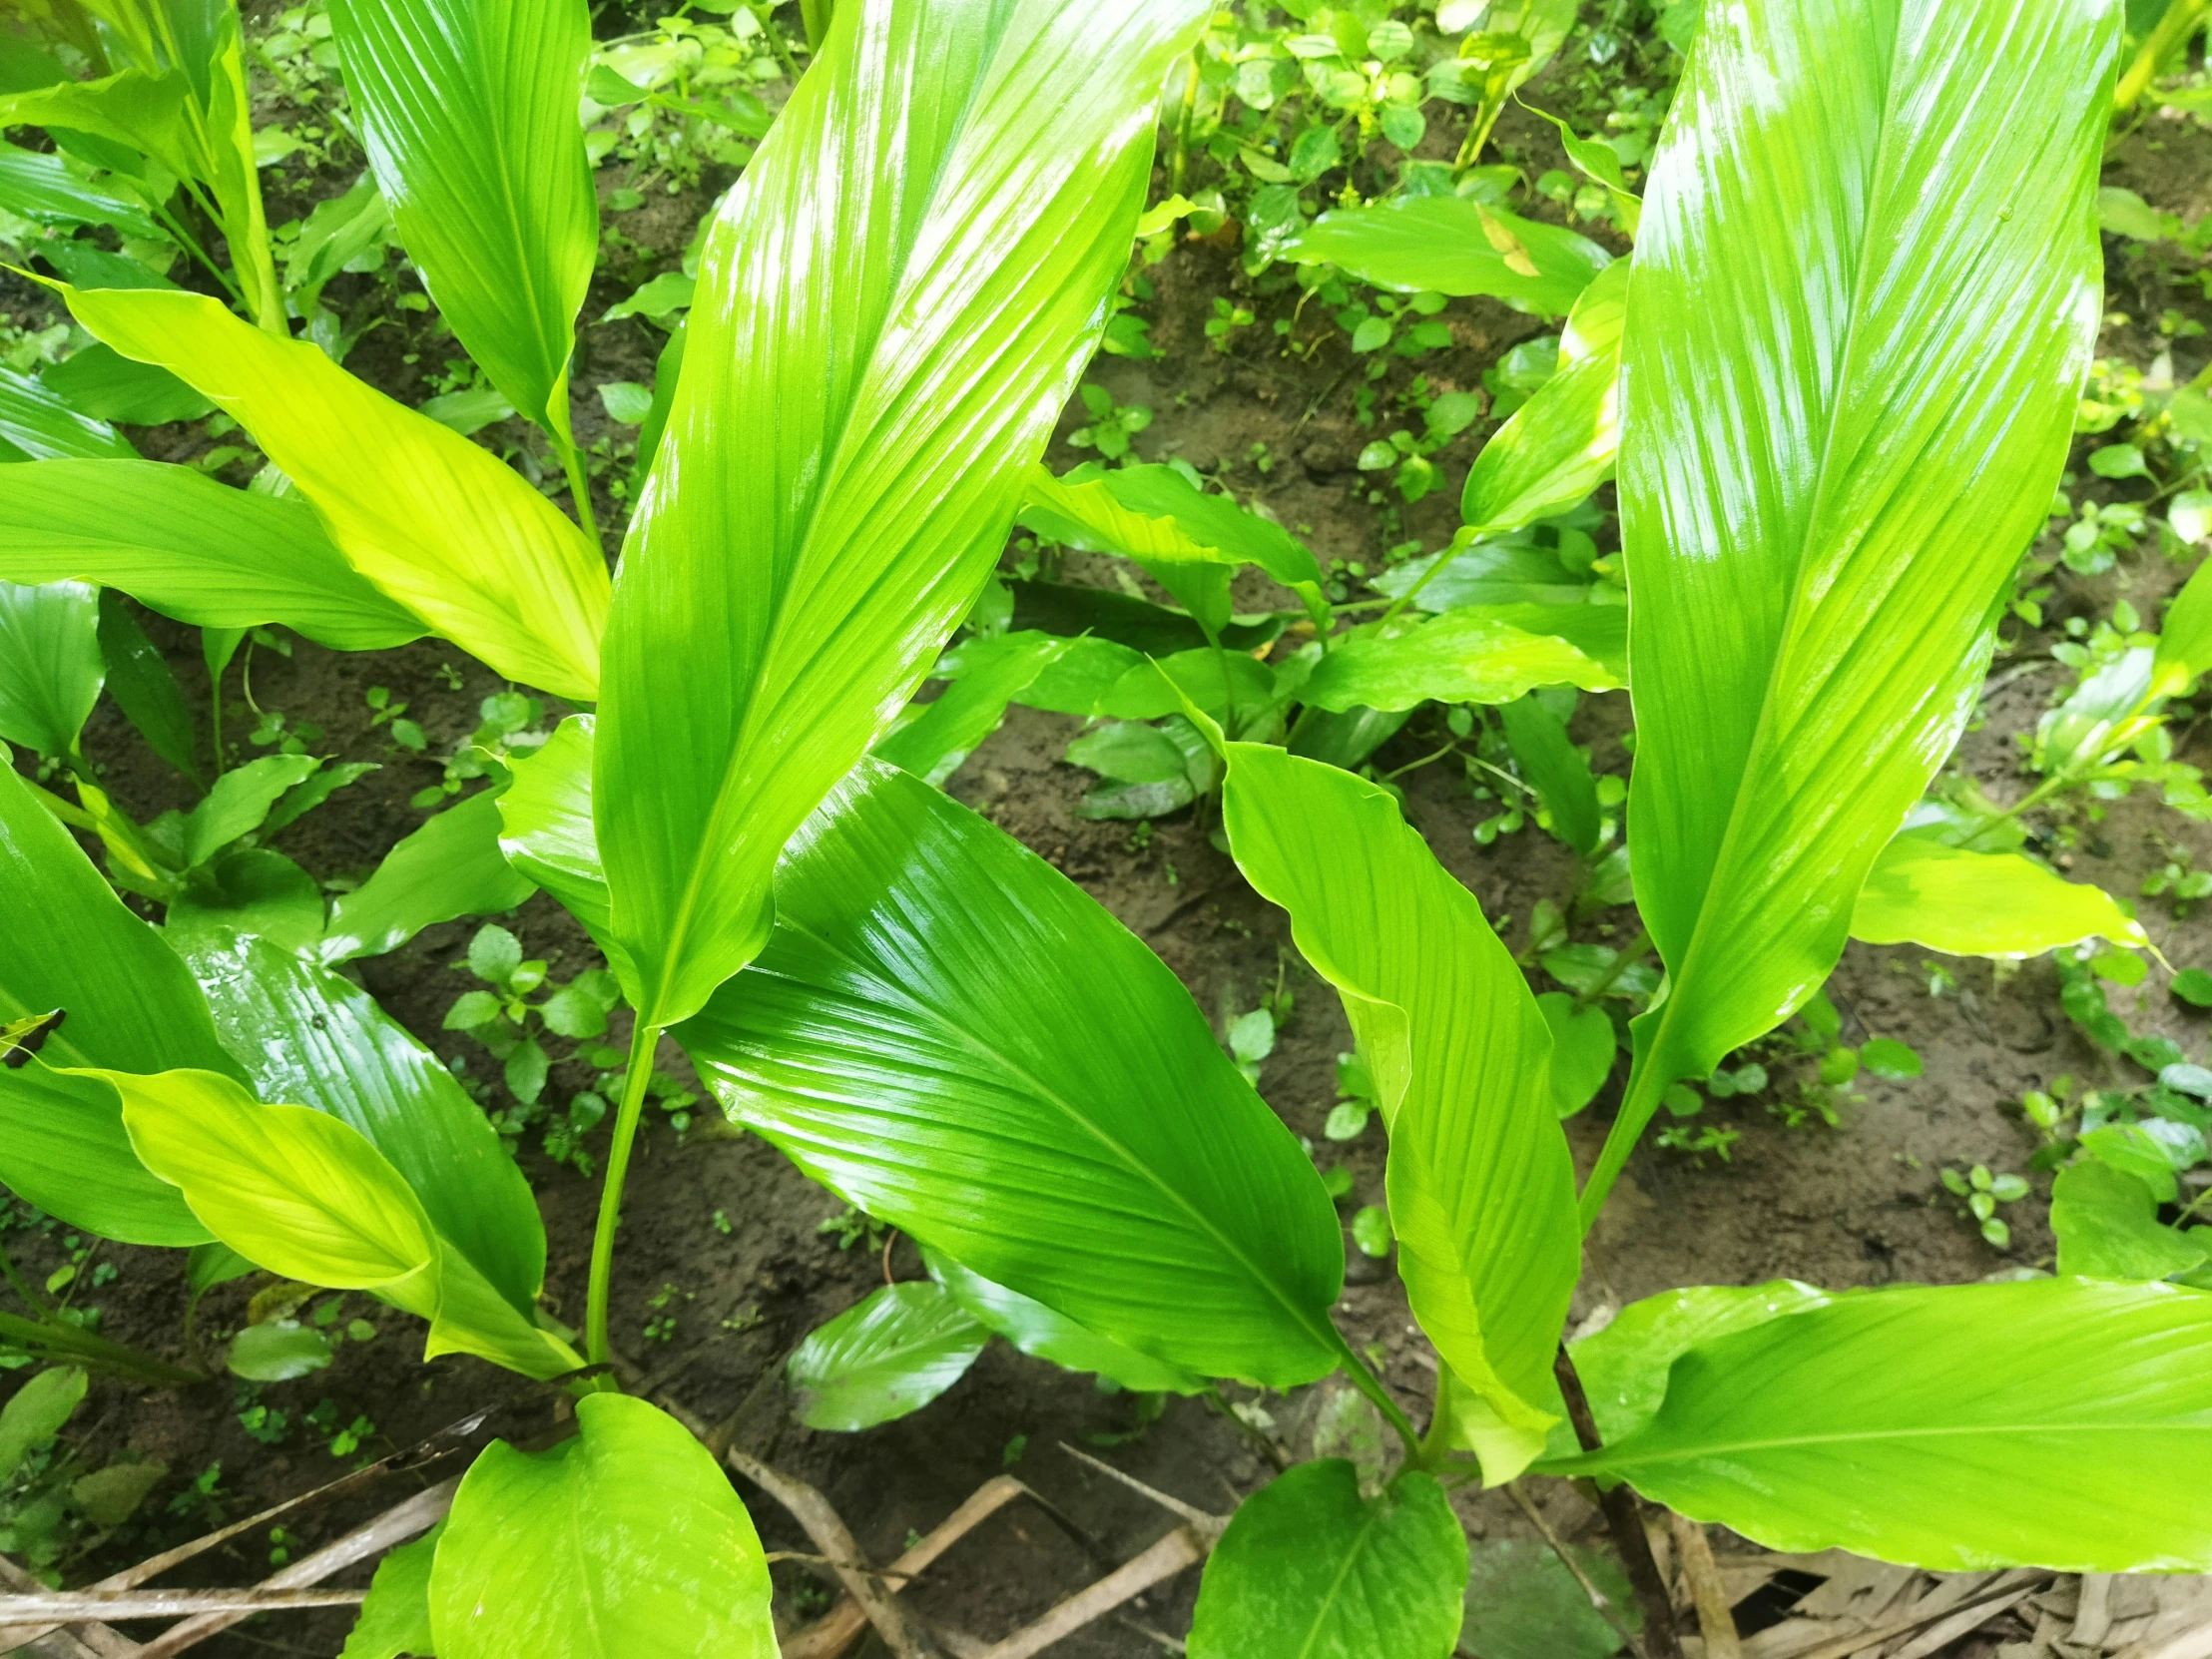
[[1584, 0, 2119, 1220], [594, 0, 1207, 1024], [679, 759, 1348, 1387], [328, 0, 596, 437], [1301, 605, 1623, 714], [1543, 1279, 2212, 1572], [1281, 197, 1609, 316], [786, 1281, 988, 1431], [319, 790, 537, 963], [1851, 835, 2147, 956], [54, 283, 608, 698], [0, 577, 102, 757], [1220, 745, 1577, 1478]]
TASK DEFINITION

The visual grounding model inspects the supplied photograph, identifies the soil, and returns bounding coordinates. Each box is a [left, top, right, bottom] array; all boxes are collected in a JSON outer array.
[[5, 37, 2212, 1659]]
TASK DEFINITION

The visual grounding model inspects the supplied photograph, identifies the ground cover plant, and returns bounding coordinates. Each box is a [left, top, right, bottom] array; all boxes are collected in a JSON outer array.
[[1, 0, 2211, 1653]]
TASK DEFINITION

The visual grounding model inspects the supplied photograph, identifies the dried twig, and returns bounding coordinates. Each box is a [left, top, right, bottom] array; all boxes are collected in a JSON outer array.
[[1667, 1513, 1741, 1659], [0, 1592, 363, 1623], [1055, 1445, 1227, 1544], [781, 1476, 1027, 1659], [0, 1557, 138, 1659], [1503, 1481, 1638, 1649], [1782, 1577, 2042, 1659], [968, 1527, 1208, 1659]]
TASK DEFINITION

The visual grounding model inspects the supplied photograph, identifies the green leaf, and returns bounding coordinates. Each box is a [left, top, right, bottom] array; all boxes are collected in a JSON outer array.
[[328, 0, 596, 436], [179, 929, 546, 1318], [594, 0, 1207, 1024], [339, 1519, 442, 1659], [1372, 537, 1602, 613], [0, 1367, 86, 1482], [42, 344, 214, 425], [2154, 551, 2212, 696], [0, 577, 102, 756], [1537, 991, 1614, 1117], [1067, 719, 1200, 786], [1281, 197, 1610, 316], [1545, 1279, 2212, 1571], [0, 762, 238, 1244], [226, 1318, 335, 1382], [166, 848, 325, 953], [320, 790, 536, 963], [1007, 577, 1283, 657], [2051, 1161, 2210, 1281], [1099, 648, 1276, 722], [1220, 745, 1576, 1477], [925, 1250, 1203, 1394], [1301, 605, 1623, 714], [0, 66, 191, 189], [1859, 1037, 1921, 1080], [2174, 966, 2212, 1007], [429, 1393, 774, 1659], [874, 633, 1070, 788], [1463, 1536, 1635, 1659], [1584, 0, 2118, 1220], [1499, 694, 1600, 856], [69, 1459, 167, 1527], [467, 924, 522, 984], [787, 1280, 989, 1431], [0, 140, 160, 238], [496, 716, 630, 980], [1851, 835, 2147, 956], [1460, 261, 1625, 537], [170, 754, 320, 867], [1188, 1461, 1468, 1659], [0, 364, 137, 461], [678, 758, 1346, 1386], [0, 461, 427, 650], [112, 1066, 440, 1310], [96, 591, 200, 782], [53, 284, 608, 699]]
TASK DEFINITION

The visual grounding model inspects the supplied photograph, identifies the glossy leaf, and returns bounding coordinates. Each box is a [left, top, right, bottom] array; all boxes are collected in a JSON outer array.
[[787, 1281, 988, 1431], [1301, 605, 1623, 714], [226, 1319, 334, 1382], [0, 364, 137, 461], [1546, 1279, 2212, 1571], [926, 1250, 1203, 1394], [97, 591, 200, 781], [164, 754, 318, 868], [0, 577, 102, 756], [1499, 694, 1599, 856], [1282, 197, 1609, 315], [496, 715, 630, 978], [1585, 0, 2118, 1219], [429, 1393, 775, 1659], [875, 633, 1069, 788], [595, 0, 1206, 1025], [0, 140, 159, 237], [1007, 577, 1282, 657], [0, 761, 238, 1244], [1371, 536, 1600, 612], [1460, 261, 1625, 536], [0, 460, 425, 649], [1220, 745, 1576, 1476], [55, 283, 607, 698], [42, 344, 214, 424], [338, 1519, 441, 1659], [179, 929, 544, 1316], [1187, 1461, 1468, 1659], [166, 848, 324, 953], [328, 0, 596, 436], [679, 759, 1346, 1386], [2051, 1161, 2209, 1281], [319, 790, 537, 963], [1852, 834, 2147, 956]]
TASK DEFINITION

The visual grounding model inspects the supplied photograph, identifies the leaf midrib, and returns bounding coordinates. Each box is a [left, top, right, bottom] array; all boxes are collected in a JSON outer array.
[[1296, 1500, 1387, 1659]]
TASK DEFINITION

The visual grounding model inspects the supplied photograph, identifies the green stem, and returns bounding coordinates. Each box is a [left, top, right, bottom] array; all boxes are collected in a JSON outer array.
[[1210, 634, 1242, 739], [0, 1312, 204, 1388], [1579, 1051, 1669, 1231], [585, 1018, 663, 1369], [1171, 47, 1201, 195], [2117, 0, 2210, 111], [1572, 927, 1652, 1010], [1328, 1326, 1420, 1460], [752, 4, 803, 80], [148, 199, 244, 305], [1414, 1364, 1458, 1470], [1381, 741, 1458, 783], [556, 432, 603, 549]]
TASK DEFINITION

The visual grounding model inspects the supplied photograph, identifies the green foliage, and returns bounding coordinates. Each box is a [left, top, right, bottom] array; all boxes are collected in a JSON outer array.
[[786, 1281, 988, 1431]]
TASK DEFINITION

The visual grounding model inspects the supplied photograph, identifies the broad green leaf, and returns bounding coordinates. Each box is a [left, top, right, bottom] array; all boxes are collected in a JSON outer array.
[[2051, 1161, 2209, 1281], [496, 715, 630, 980], [226, 1319, 334, 1382], [0, 66, 191, 185], [595, 0, 1207, 1025], [179, 929, 544, 1317], [112, 1066, 440, 1310], [0, 141, 159, 237], [926, 1250, 1203, 1394], [0, 577, 102, 756], [1301, 605, 1623, 715], [1099, 646, 1276, 722], [1007, 577, 1284, 656], [1536, 991, 1614, 1117], [159, 753, 319, 868], [2154, 552, 2212, 696], [328, 0, 596, 437], [875, 633, 1070, 787], [1187, 1461, 1468, 1659], [1499, 694, 1599, 856], [429, 1393, 775, 1659], [166, 848, 325, 952], [1220, 745, 1576, 1477], [320, 790, 536, 963], [338, 1519, 442, 1659], [97, 590, 200, 781], [1584, 0, 2118, 1221], [1370, 536, 1601, 613], [0, 365, 137, 461], [679, 759, 1346, 1386], [1523, 105, 1642, 233], [1545, 1279, 2212, 1571], [0, 1367, 86, 1481], [42, 344, 214, 424], [1460, 261, 1626, 537], [786, 1281, 988, 1431], [54, 283, 608, 699], [1851, 835, 2147, 956], [1281, 197, 1609, 315], [0, 460, 425, 649], [0, 761, 238, 1244]]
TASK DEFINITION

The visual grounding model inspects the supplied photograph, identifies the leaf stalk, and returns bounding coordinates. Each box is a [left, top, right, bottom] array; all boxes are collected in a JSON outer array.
[[585, 1016, 663, 1368]]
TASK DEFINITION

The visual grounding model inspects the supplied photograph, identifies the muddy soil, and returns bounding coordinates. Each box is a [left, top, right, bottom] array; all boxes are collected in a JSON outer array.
[[6, 68, 2212, 1659]]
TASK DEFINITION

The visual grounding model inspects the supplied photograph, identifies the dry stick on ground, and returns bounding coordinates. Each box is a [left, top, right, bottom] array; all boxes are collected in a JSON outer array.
[[1668, 1512, 1743, 1659], [0, 1557, 138, 1659], [1554, 1346, 1683, 1659], [0, 1592, 365, 1623], [966, 1528, 1210, 1659]]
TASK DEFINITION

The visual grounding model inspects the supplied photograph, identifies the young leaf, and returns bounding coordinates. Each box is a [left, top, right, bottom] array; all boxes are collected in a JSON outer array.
[[52, 284, 608, 698], [925, 1250, 1203, 1395], [0, 364, 137, 460], [1220, 745, 1577, 1478], [678, 759, 1347, 1387], [96, 591, 199, 782], [1300, 605, 1623, 714], [0, 460, 425, 649], [0, 577, 102, 757], [1851, 834, 2148, 957], [319, 790, 537, 963], [1281, 197, 1610, 315], [1583, 0, 2119, 1220], [786, 1281, 989, 1431], [1188, 1461, 1468, 1659], [429, 1394, 775, 1659], [338, 1518, 442, 1659], [328, 0, 596, 437], [2050, 1161, 2210, 1282], [496, 716, 627, 974], [1543, 1279, 2212, 1572], [0, 762, 239, 1244], [594, 0, 1208, 1024]]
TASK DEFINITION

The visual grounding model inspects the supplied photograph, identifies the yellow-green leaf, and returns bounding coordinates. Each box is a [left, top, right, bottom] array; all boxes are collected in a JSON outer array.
[[1852, 835, 2147, 957], [1301, 604, 1624, 714]]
